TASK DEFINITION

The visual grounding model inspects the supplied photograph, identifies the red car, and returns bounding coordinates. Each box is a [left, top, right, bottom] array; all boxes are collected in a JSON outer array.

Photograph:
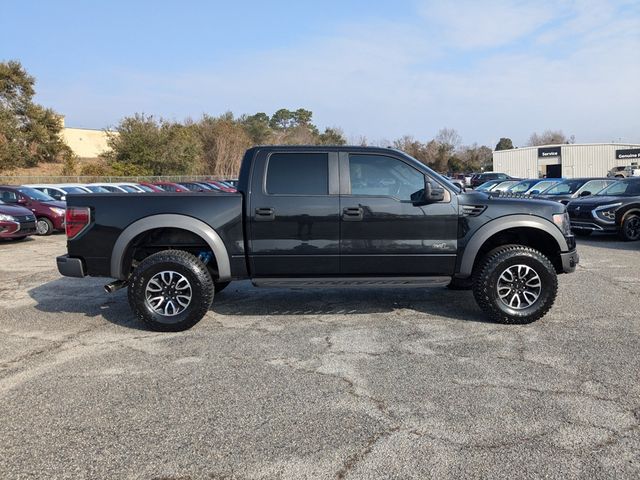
[[151, 182, 189, 193], [0, 200, 37, 241], [0, 186, 66, 235]]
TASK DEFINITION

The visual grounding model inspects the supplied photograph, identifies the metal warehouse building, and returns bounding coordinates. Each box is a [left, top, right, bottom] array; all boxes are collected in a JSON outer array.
[[493, 143, 640, 179]]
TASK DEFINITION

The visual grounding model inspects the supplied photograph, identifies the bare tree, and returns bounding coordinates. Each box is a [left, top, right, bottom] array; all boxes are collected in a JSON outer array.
[[527, 130, 574, 146]]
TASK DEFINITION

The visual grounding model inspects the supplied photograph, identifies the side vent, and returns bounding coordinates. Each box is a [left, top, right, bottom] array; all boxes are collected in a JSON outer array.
[[461, 205, 486, 217]]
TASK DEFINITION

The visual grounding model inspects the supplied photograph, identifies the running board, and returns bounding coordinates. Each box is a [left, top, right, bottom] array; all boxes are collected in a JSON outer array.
[[252, 277, 451, 289]]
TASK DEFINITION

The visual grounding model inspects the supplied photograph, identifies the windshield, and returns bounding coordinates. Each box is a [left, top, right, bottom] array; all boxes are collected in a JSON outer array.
[[509, 180, 536, 193], [63, 187, 89, 194], [543, 180, 585, 195], [85, 186, 109, 193], [530, 180, 558, 193], [119, 185, 139, 193], [137, 185, 154, 192], [16, 187, 55, 201], [597, 180, 640, 197]]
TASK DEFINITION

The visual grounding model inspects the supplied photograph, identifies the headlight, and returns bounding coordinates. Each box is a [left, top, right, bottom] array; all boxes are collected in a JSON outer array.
[[50, 207, 66, 216], [593, 203, 622, 224], [553, 212, 572, 236], [0, 214, 16, 222]]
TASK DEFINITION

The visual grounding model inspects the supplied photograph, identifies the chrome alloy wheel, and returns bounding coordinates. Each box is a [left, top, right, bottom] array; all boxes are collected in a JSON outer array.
[[496, 264, 542, 310], [145, 271, 192, 316], [36, 219, 50, 235]]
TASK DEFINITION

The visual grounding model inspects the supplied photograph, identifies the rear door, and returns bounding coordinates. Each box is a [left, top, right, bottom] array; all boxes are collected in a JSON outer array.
[[248, 150, 340, 276], [339, 152, 458, 276]]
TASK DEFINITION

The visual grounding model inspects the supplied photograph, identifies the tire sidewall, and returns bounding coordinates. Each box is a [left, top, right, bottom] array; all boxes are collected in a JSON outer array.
[[36, 217, 53, 236], [479, 249, 557, 323], [621, 215, 640, 241], [129, 252, 213, 331]]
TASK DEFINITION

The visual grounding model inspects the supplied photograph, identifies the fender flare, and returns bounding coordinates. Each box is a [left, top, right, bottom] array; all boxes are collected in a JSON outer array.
[[619, 206, 640, 225], [110, 214, 231, 281], [458, 214, 568, 277]]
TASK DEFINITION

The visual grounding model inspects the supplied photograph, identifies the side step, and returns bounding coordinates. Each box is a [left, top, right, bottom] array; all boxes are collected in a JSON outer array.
[[252, 277, 451, 289]]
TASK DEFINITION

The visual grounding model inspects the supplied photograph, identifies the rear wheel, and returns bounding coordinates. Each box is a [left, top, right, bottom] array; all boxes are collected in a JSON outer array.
[[36, 217, 53, 236], [472, 245, 558, 324], [619, 214, 640, 241], [128, 250, 214, 332]]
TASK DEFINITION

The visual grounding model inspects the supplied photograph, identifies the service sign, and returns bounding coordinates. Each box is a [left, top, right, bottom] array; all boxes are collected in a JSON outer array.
[[538, 146, 561, 158], [616, 148, 640, 160]]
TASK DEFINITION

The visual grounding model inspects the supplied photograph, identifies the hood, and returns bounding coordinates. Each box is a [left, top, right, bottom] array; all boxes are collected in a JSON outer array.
[[0, 203, 34, 216], [567, 195, 623, 208], [42, 200, 66, 209]]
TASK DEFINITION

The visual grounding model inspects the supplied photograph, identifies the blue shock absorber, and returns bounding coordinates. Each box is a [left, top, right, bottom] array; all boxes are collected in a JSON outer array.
[[198, 251, 213, 265]]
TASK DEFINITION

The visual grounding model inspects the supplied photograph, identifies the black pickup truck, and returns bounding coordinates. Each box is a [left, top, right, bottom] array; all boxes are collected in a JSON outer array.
[[57, 146, 578, 331]]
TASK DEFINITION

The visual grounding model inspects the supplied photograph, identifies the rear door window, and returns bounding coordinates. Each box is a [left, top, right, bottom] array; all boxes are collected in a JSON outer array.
[[266, 153, 328, 195]]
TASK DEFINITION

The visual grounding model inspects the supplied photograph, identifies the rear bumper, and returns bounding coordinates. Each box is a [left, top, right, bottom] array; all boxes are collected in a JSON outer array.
[[57, 255, 85, 278], [560, 249, 579, 273]]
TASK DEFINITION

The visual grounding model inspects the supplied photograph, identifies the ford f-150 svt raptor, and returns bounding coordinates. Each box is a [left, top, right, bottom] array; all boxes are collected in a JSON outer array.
[[57, 146, 579, 331]]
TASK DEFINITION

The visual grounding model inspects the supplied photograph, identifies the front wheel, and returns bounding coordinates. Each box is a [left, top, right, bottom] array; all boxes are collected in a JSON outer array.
[[619, 214, 640, 241], [472, 245, 558, 324], [128, 250, 214, 332], [36, 217, 53, 236]]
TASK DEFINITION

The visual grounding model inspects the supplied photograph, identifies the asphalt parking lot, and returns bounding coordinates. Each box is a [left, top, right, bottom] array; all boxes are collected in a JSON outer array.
[[0, 235, 638, 479]]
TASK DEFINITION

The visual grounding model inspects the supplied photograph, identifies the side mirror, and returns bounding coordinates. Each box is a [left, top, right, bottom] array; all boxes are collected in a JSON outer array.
[[411, 179, 445, 205], [579, 191, 591, 197]]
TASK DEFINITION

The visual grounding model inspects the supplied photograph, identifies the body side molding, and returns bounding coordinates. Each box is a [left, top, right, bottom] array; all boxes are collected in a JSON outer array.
[[458, 214, 569, 277], [110, 214, 231, 281]]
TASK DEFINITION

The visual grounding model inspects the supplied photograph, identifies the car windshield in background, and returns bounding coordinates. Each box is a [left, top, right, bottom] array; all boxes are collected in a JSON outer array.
[[119, 185, 139, 193], [597, 180, 640, 196], [137, 185, 155, 192], [532, 180, 559, 193], [16, 187, 55, 201], [85, 186, 109, 193], [64, 187, 89, 194], [509, 180, 537, 193], [543, 180, 583, 195]]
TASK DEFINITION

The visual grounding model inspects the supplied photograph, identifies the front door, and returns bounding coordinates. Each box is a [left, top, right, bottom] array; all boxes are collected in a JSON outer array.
[[339, 153, 458, 276], [248, 150, 341, 277]]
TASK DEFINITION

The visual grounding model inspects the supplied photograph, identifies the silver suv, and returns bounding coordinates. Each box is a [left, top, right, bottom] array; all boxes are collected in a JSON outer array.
[[608, 165, 640, 178]]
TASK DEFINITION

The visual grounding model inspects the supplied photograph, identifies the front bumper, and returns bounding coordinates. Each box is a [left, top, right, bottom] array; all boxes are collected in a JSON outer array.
[[560, 249, 579, 273], [0, 220, 37, 238], [56, 255, 85, 278]]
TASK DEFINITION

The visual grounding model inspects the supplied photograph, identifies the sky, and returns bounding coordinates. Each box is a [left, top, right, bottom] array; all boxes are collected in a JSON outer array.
[[1, 0, 639, 147]]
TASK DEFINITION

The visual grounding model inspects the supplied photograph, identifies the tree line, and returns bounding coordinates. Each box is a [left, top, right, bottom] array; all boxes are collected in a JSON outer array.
[[1, 60, 577, 177]]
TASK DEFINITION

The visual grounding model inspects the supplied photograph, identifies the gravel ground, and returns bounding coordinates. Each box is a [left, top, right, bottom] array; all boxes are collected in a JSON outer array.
[[0, 234, 638, 479]]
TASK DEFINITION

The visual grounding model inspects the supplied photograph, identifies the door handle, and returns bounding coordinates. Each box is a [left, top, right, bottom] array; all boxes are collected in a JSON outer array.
[[342, 207, 363, 221], [255, 207, 275, 221]]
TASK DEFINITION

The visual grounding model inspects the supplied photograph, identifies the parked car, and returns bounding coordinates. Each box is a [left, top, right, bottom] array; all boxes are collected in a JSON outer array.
[[0, 200, 37, 241], [138, 182, 165, 192], [87, 183, 131, 193], [223, 179, 239, 188], [470, 172, 513, 188], [83, 185, 112, 193], [116, 182, 147, 192], [535, 178, 615, 204], [607, 165, 640, 178], [567, 178, 640, 240], [177, 182, 214, 192], [507, 179, 563, 195], [24, 184, 90, 201], [474, 180, 505, 192], [57, 146, 578, 331], [151, 182, 189, 193], [490, 180, 521, 193], [204, 180, 237, 192], [0, 186, 65, 235]]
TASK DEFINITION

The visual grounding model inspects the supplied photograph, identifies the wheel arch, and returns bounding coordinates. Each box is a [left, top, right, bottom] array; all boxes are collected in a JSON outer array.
[[618, 206, 640, 225], [110, 214, 231, 281], [459, 215, 568, 277]]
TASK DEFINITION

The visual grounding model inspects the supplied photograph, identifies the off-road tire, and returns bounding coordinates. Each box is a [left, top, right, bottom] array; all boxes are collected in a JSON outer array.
[[36, 217, 53, 236], [128, 250, 214, 332], [472, 245, 558, 324], [214, 281, 230, 293], [618, 214, 640, 242], [573, 229, 592, 237]]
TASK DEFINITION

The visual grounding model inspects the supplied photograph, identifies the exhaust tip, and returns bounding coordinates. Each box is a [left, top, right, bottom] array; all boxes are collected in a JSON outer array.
[[104, 280, 126, 294]]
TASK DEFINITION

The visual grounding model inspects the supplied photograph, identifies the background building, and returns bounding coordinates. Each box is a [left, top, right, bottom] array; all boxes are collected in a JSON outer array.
[[493, 143, 640, 179]]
